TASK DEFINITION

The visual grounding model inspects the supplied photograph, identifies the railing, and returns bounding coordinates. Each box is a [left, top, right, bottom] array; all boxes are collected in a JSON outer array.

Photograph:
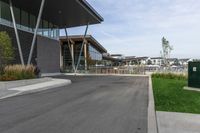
[[63, 65, 188, 75], [85, 66, 146, 75]]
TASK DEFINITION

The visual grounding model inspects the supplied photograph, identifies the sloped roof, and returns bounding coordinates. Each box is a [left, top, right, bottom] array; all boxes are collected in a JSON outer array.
[[60, 35, 107, 53], [4, 0, 103, 28]]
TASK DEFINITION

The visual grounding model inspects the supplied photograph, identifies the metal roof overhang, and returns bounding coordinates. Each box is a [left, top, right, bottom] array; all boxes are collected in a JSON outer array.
[[3, 0, 103, 28], [60, 35, 107, 53]]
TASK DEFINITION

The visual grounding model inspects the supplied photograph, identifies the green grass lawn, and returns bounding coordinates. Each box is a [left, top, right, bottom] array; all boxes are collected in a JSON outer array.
[[152, 77, 200, 114]]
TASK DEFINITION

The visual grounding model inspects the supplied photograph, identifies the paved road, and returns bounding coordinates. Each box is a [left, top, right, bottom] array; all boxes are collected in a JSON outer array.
[[0, 76, 148, 133]]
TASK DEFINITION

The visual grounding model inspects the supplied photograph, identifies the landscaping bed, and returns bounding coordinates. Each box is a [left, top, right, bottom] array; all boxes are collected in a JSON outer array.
[[0, 65, 37, 81], [0, 32, 38, 81], [152, 73, 200, 114]]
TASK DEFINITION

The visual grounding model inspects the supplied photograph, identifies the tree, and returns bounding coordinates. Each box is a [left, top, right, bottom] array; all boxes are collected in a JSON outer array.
[[87, 56, 95, 66], [173, 59, 180, 66], [160, 37, 173, 67], [147, 59, 152, 65], [0, 31, 14, 73]]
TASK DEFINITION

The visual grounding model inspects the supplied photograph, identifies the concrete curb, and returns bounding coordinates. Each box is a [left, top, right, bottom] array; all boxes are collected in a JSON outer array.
[[148, 76, 158, 133], [0, 78, 71, 100], [183, 86, 200, 92], [64, 73, 147, 77], [41, 73, 64, 77], [0, 78, 52, 90]]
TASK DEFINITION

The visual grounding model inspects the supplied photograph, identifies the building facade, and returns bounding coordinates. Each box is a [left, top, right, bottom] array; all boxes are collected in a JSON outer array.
[[60, 35, 107, 72], [0, 0, 103, 73]]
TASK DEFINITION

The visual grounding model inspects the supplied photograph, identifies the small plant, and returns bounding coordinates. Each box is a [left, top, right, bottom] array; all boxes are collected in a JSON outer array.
[[152, 73, 187, 80], [0, 65, 36, 81]]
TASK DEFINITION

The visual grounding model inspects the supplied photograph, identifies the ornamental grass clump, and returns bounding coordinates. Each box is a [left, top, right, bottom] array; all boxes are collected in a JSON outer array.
[[0, 65, 36, 81], [152, 73, 187, 80]]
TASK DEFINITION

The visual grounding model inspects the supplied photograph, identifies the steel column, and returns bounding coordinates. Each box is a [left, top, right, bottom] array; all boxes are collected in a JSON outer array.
[[84, 42, 87, 71], [9, 0, 24, 65], [75, 24, 89, 73], [71, 43, 75, 72], [28, 0, 45, 65]]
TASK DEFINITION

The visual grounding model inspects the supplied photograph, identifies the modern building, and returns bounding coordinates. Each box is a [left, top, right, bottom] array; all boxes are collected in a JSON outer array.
[[60, 35, 107, 72], [108, 54, 125, 66], [0, 0, 103, 73], [111, 54, 125, 60]]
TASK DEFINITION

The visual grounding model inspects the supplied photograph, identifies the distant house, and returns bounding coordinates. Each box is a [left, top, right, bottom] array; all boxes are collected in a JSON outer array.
[[135, 57, 149, 65], [150, 57, 164, 66], [123, 56, 136, 65], [179, 58, 192, 66], [167, 58, 179, 66]]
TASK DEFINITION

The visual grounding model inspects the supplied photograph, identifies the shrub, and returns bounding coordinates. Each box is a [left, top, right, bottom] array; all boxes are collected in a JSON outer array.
[[0, 31, 14, 73], [0, 65, 36, 81], [152, 73, 187, 80]]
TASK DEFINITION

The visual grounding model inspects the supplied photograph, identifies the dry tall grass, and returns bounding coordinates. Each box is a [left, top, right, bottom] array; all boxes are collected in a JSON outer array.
[[0, 65, 36, 81]]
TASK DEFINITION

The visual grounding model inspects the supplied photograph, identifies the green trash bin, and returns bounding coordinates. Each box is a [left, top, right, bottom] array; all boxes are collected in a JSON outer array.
[[188, 62, 200, 88]]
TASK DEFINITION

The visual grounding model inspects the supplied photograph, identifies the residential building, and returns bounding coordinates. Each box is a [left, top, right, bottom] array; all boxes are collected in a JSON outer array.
[[135, 57, 149, 65], [150, 57, 164, 66], [179, 58, 192, 66]]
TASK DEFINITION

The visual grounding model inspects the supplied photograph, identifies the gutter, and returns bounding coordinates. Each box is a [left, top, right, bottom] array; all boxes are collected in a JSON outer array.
[[148, 76, 159, 133], [76, 0, 104, 23]]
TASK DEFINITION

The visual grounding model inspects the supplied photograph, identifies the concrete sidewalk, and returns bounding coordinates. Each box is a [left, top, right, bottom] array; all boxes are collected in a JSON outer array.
[[0, 78, 71, 99], [157, 111, 200, 133]]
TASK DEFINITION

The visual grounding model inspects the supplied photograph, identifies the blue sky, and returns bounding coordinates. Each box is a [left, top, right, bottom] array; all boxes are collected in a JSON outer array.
[[61, 0, 200, 58]]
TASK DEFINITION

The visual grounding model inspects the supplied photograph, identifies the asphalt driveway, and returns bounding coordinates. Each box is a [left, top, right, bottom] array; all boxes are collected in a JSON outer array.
[[0, 75, 148, 133]]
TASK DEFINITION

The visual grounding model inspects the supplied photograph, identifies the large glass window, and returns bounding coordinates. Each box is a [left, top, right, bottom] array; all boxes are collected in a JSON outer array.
[[37, 21, 43, 36], [53, 25, 59, 38], [43, 20, 48, 37], [0, 1, 1, 21], [13, 7, 20, 28], [0, 1, 59, 39], [89, 44, 102, 61], [49, 22, 53, 37], [21, 10, 28, 30], [30, 14, 36, 32], [1, 1, 11, 26]]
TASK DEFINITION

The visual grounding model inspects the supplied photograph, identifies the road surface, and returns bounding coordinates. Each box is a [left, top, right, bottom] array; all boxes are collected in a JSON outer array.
[[0, 75, 148, 133]]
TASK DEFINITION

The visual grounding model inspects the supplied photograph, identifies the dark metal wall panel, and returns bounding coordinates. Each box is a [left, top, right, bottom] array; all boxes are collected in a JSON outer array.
[[0, 24, 37, 65], [2, 0, 103, 28], [37, 36, 60, 73], [188, 62, 200, 88]]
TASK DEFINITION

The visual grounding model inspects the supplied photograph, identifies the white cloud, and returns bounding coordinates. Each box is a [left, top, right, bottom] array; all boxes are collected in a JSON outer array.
[[61, 0, 200, 58]]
